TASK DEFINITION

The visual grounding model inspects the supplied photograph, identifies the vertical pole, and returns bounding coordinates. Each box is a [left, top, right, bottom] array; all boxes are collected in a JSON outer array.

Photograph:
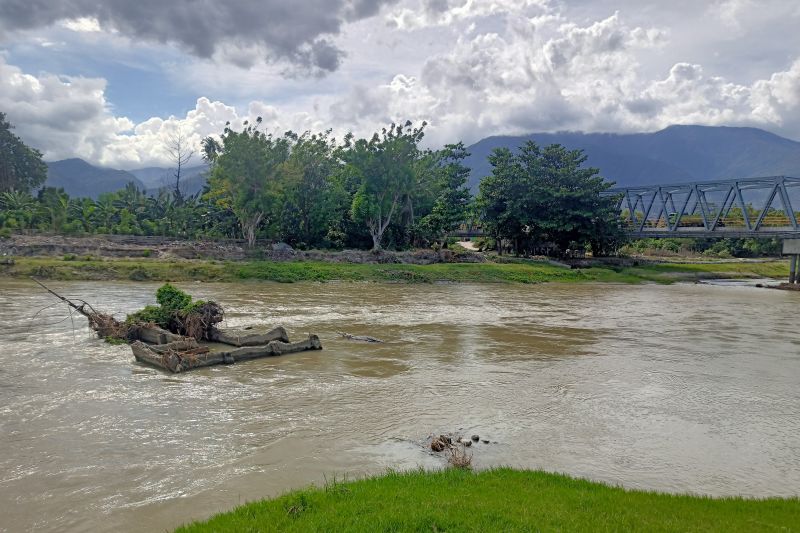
[[790, 255, 797, 284]]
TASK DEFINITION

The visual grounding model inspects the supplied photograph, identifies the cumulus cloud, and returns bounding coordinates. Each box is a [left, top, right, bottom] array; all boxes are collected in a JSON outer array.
[[0, 0, 399, 73], [2, 0, 800, 169], [388, 0, 549, 29], [0, 56, 328, 168], [332, 7, 800, 145]]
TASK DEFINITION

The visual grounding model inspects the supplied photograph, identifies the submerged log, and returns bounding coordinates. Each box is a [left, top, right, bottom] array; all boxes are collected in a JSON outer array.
[[338, 331, 384, 343], [209, 326, 289, 346], [131, 334, 323, 372], [228, 335, 323, 361]]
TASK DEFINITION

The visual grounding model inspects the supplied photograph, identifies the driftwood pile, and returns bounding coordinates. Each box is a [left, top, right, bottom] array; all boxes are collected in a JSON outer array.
[[33, 279, 323, 373], [130, 326, 322, 373]]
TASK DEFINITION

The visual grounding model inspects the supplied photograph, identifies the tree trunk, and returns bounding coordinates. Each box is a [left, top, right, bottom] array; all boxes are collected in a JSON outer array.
[[371, 231, 382, 251], [241, 212, 263, 247]]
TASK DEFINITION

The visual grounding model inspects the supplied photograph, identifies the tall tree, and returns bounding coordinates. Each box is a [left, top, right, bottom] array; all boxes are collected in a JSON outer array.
[[165, 129, 195, 203], [204, 119, 290, 247], [0, 112, 47, 193], [343, 121, 426, 251], [477, 141, 621, 256], [279, 131, 345, 247], [418, 142, 473, 244]]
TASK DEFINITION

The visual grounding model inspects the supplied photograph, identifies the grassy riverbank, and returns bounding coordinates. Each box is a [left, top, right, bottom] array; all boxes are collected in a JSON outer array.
[[176, 468, 800, 532], [0, 256, 788, 284]]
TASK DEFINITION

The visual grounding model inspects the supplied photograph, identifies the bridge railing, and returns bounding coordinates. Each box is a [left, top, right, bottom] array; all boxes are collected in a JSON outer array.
[[603, 176, 800, 238]]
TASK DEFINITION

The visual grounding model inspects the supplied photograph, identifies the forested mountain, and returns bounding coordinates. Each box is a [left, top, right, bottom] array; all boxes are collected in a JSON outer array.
[[128, 164, 209, 195], [464, 125, 800, 190], [46, 159, 145, 199], [45, 126, 800, 199], [45, 159, 209, 198]]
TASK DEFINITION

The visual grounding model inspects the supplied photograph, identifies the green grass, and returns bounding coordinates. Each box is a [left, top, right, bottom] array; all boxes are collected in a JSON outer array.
[[175, 468, 800, 532], [0, 256, 789, 284]]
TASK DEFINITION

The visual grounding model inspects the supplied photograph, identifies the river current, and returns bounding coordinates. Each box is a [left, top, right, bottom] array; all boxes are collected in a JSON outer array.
[[1, 279, 799, 532]]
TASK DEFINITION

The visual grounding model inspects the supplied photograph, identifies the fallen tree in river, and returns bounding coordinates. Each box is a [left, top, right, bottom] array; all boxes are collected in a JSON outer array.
[[33, 279, 323, 372]]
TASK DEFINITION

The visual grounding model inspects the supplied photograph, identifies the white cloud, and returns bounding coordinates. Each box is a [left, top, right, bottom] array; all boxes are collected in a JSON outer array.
[[2, 0, 800, 170], [0, 56, 328, 168], [331, 7, 800, 145], [389, 0, 549, 30], [60, 17, 102, 33]]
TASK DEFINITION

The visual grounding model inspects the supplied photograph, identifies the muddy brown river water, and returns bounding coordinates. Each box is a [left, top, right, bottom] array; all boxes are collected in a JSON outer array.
[[1, 279, 799, 532]]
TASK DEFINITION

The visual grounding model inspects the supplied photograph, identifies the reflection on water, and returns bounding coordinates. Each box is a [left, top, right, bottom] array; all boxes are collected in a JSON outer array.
[[1, 279, 799, 532]]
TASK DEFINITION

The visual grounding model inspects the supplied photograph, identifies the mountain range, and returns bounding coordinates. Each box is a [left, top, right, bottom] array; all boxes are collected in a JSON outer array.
[[44, 159, 209, 199], [462, 125, 800, 191], [43, 125, 800, 199]]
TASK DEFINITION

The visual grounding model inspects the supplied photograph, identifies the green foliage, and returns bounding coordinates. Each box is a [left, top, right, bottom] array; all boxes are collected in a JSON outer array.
[[4, 256, 790, 284], [417, 142, 473, 245], [126, 283, 200, 327], [341, 121, 428, 250], [0, 112, 48, 193], [623, 237, 781, 258], [205, 119, 291, 246], [477, 141, 623, 257], [156, 283, 193, 312]]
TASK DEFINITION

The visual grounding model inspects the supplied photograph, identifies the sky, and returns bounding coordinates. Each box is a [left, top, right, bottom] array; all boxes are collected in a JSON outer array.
[[0, 0, 799, 169]]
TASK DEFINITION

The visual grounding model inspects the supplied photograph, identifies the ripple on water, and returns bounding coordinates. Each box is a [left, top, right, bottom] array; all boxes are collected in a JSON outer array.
[[0, 279, 799, 532]]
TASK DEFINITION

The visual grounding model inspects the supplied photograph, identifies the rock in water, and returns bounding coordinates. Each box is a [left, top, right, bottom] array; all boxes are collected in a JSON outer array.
[[471, 435, 479, 442]]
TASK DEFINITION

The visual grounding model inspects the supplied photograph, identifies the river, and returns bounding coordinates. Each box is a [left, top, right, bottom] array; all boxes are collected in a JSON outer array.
[[1, 279, 799, 532]]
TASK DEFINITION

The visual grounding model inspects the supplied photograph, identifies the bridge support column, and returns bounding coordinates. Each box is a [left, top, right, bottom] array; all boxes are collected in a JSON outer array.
[[783, 240, 800, 284]]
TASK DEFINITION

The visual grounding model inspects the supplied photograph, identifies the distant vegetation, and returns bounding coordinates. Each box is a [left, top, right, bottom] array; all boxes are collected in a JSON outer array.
[[0, 114, 785, 258]]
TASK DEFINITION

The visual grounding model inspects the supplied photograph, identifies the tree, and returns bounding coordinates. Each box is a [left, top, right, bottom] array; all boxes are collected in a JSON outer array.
[[476, 147, 527, 254], [0, 112, 47, 193], [204, 119, 290, 247], [477, 141, 621, 256], [279, 131, 345, 248], [418, 142, 472, 244], [165, 129, 195, 203], [343, 121, 426, 251]]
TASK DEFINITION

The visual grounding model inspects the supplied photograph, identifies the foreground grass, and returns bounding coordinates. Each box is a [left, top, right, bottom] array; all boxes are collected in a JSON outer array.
[[0, 256, 788, 284], [175, 468, 800, 532]]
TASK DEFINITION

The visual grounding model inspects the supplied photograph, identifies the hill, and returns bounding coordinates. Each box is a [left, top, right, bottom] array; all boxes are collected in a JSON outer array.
[[129, 164, 209, 195], [45, 159, 145, 199], [464, 125, 800, 191]]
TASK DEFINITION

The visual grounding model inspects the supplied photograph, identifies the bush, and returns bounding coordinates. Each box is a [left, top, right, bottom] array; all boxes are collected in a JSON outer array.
[[63, 254, 77, 261], [156, 283, 193, 312]]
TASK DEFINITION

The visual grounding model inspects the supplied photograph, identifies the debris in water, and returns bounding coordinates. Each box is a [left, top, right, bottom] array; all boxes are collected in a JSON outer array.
[[338, 331, 384, 343]]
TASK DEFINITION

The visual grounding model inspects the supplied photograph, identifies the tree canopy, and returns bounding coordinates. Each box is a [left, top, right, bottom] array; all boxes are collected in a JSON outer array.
[[0, 112, 47, 193], [477, 141, 623, 256]]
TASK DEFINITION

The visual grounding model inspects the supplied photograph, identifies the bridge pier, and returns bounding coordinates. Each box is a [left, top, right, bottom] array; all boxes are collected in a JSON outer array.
[[783, 240, 800, 284]]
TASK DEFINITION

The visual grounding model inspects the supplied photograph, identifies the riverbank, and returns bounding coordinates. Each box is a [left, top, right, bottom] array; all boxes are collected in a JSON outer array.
[[0, 255, 788, 284], [176, 468, 800, 532]]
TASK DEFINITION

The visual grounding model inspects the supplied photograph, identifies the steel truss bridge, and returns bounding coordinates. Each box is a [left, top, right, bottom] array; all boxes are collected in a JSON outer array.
[[604, 176, 800, 238]]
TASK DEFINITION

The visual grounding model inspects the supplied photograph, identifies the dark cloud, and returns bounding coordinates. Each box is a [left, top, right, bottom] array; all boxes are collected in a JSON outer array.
[[0, 0, 396, 72]]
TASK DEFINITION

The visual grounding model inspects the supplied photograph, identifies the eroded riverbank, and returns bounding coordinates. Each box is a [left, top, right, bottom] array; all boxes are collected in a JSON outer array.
[[1, 280, 799, 532]]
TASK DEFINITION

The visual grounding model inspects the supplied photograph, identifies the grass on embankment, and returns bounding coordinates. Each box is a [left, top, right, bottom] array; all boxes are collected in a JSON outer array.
[[0, 256, 788, 284], [175, 468, 800, 532]]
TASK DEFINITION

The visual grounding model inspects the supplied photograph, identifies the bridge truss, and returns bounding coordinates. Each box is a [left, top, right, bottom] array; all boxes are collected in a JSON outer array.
[[605, 176, 800, 238]]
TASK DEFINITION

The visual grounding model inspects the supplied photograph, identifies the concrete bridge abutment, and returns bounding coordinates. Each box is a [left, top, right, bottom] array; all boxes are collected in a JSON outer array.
[[783, 239, 800, 284]]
